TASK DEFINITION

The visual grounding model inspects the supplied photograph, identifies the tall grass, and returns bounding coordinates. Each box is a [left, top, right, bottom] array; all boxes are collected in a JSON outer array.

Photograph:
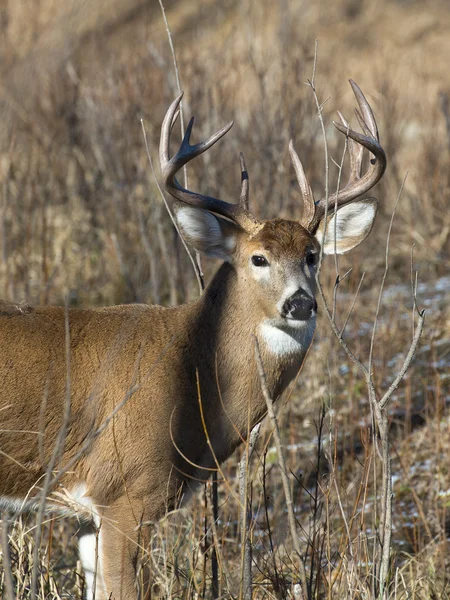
[[0, 0, 449, 598]]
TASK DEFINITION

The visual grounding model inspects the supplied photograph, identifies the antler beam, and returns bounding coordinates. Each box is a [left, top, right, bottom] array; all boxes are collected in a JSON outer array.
[[289, 80, 387, 232], [160, 93, 261, 234]]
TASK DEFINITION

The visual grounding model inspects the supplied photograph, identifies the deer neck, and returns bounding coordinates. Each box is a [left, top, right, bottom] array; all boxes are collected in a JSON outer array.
[[187, 262, 315, 446]]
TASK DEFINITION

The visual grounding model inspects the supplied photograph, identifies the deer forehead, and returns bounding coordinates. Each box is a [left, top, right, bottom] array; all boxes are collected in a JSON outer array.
[[245, 219, 318, 260]]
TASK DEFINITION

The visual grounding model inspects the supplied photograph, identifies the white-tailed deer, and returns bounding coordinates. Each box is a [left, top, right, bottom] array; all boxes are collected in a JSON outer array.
[[0, 80, 385, 599]]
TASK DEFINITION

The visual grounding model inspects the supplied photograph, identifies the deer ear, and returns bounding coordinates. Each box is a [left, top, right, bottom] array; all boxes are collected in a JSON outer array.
[[174, 204, 240, 261], [315, 199, 377, 255]]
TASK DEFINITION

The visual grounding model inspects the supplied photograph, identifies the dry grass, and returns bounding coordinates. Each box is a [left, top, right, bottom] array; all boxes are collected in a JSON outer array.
[[0, 0, 450, 598]]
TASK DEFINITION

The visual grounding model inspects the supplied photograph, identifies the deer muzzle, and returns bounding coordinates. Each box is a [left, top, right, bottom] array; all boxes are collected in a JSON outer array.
[[282, 292, 317, 321]]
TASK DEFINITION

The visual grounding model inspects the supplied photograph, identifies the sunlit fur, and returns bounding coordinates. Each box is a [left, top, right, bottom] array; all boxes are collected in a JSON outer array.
[[0, 202, 376, 599]]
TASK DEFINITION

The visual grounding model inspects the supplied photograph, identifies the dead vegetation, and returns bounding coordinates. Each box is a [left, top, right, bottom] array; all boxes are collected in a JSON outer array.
[[0, 0, 449, 598]]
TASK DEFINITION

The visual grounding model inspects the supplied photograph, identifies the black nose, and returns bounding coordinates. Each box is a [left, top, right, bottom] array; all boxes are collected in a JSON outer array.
[[282, 293, 317, 321]]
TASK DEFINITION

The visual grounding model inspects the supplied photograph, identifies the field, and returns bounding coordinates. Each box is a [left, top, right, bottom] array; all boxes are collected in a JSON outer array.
[[0, 0, 449, 598]]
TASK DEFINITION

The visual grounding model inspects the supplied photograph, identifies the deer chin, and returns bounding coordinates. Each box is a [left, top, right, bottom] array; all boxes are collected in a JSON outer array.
[[280, 312, 317, 327], [258, 316, 316, 357]]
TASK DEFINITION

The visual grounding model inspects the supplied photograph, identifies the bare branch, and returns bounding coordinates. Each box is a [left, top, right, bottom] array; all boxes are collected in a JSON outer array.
[[379, 310, 425, 411]]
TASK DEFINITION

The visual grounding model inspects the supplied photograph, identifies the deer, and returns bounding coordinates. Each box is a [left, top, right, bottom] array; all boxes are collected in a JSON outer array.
[[0, 80, 386, 599]]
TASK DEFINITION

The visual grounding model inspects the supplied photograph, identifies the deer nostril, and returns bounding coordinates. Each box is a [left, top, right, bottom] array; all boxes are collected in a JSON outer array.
[[282, 293, 317, 321]]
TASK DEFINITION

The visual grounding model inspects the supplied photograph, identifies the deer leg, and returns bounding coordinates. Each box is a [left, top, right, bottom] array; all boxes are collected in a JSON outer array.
[[97, 494, 152, 600], [77, 519, 105, 600]]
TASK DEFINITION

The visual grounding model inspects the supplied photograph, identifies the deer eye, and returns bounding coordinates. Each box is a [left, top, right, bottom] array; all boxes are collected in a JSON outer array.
[[251, 255, 269, 267], [306, 251, 317, 267]]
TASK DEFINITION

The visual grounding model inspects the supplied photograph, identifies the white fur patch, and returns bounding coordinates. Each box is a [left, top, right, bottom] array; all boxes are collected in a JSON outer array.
[[67, 484, 100, 526], [1, 485, 103, 599], [0, 496, 26, 512], [63, 487, 103, 599], [316, 199, 377, 254], [79, 532, 99, 600], [79, 528, 106, 600], [250, 261, 270, 282], [259, 317, 315, 357], [176, 205, 236, 260], [1, 483, 99, 524], [177, 206, 222, 242]]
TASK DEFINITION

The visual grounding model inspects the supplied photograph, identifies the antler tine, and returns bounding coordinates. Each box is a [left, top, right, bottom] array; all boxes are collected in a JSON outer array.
[[160, 94, 260, 233], [288, 140, 316, 229], [171, 109, 180, 130], [354, 108, 372, 139], [309, 81, 386, 232], [239, 152, 250, 210], [337, 110, 363, 181], [349, 79, 379, 140], [160, 92, 184, 165]]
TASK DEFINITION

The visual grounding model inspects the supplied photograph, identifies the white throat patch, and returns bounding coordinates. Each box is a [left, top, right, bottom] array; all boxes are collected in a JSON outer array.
[[259, 318, 316, 357]]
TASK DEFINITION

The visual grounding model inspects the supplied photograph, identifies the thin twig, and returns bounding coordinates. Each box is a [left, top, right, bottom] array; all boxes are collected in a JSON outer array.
[[340, 272, 365, 337], [31, 303, 72, 600], [206, 477, 222, 599], [158, 0, 185, 142], [307, 41, 330, 279], [368, 173, 408, 375], [379, 312, 425, 411], [331, 130, 349, 320], [1, 516, 15, 600], [195, 371, 241, 506], [159, 0, 207, 293], [17, 337, 176, 516], [254, 337, 309, 600], [239, 424, 260, 600], [140, 120, 203, 293]]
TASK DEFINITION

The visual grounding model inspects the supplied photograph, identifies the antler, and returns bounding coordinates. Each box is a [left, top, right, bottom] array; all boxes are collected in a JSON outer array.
[[160, 93, 261, 234], [289, 80, 387, 233]]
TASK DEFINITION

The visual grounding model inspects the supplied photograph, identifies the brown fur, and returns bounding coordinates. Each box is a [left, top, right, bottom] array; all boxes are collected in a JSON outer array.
[[250, 219, 318, 260], [0, 221, 316, 599]]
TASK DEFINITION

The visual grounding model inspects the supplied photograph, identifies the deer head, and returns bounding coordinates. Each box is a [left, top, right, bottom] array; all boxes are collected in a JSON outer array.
[[160, 80, 386, 338]]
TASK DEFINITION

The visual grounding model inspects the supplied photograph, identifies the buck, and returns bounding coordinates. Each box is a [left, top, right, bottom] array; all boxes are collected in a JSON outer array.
[[0, 80, 386, 599]]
